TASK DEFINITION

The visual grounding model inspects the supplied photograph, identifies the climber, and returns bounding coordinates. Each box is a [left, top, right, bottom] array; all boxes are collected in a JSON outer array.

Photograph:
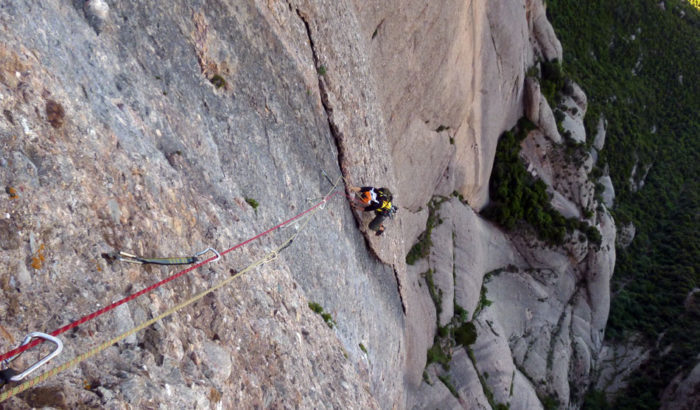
[[348, 186, 397, 236]]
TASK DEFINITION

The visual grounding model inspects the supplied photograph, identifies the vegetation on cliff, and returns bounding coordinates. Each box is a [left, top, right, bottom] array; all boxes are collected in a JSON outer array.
[[484, 119, 601, 247], [547, 0, 700, 408]]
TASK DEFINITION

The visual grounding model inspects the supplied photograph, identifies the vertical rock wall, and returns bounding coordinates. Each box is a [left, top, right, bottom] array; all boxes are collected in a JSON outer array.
[[353, 0, 563, 211], [0, 0, 404, 407], [351, 0, 614, 408]]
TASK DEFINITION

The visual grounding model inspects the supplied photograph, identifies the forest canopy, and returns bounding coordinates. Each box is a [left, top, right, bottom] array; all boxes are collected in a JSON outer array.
[[546, 0, 700, 408]]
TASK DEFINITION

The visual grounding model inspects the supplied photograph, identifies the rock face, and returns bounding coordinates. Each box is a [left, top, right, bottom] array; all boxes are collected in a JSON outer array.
[[660, 360, 700, 410], [528, 0, 563, 61], [593, 115, 607, 151], [560, 93, 587, 144], [0, 0, 616, 409], [0, 1, 398, 407], [394, 11, 615, 405], [354, 0, 545, 210], [403, 153, 615, 408], [616, 222, 636, 249], [598, 175, 615, 208], [525, 79, 562, 144], [594, 335, 651, 398]]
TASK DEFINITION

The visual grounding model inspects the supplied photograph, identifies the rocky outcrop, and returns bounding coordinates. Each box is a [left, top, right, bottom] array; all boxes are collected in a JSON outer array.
[[616, 222, 636, 249], [594, 335, 651, 398], [406, 183, 615, 409], [629, 161, 652, 193], [521, 117, 597, 217], [660, 359, 700, 410], [524, 78, 562, 144], [598, 175, 615, 208], [472, 309, 544, 410], [525, 77, 542, 125], [406, 70, 615, 410], [527, 0, 563, 62], [560, 92, 587, 144], [593, 115, 607, 151]]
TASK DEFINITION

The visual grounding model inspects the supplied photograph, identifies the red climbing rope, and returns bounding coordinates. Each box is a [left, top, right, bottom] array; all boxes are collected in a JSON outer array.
[[0, 190, 344, 363]]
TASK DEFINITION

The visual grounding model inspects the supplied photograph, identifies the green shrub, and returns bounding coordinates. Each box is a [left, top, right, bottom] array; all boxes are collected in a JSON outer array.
[[474, 282, 493, 316], [406, 238, 430, 265], [454, 304, 468, 322], [422, 269, 443, 316], [454, 322, 477, 346], [308, 302, 323, 313], [321, 312, 336, 328], [426, 341, 450, 369], [582, 389, 611, 410], [483, 119, 600, 247], [542, 395, 559, 410], [308, 302, 336, 328], [540, 59, 566, 106]]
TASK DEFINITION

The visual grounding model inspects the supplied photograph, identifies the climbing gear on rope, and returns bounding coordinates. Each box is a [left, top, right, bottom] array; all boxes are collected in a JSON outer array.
[[0, 230, 300, 402], [0, 195, 331, 367], [0, 253, 224, 367], [0, 176, 342, 403], [378, 199, 392, 213], [0, 171, 345, 368], [386, 204, 398, 219], [321, 169, 336, 187], [105, 247, 221, 266], [0, 332, 63, 386]]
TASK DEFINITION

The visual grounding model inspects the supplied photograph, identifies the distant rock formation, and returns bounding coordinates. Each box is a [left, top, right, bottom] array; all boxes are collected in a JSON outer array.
[[660, 361, 700, 410]]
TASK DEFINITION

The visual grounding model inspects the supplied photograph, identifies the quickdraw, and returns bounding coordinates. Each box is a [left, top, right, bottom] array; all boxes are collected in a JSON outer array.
[[104, 247, 221, 266]]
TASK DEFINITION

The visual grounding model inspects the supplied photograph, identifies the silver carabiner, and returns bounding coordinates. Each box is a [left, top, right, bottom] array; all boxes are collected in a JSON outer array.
[[2, 332, 63, 382], [194, 247, 221, 263]]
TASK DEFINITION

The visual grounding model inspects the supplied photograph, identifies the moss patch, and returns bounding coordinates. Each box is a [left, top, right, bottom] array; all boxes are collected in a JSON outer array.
[[245, 197, 259, 210], [307, 302, 336, 328], [426, 341, 451, 369], [438, 374, 459, 398], [209, 74, 226, 89]]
